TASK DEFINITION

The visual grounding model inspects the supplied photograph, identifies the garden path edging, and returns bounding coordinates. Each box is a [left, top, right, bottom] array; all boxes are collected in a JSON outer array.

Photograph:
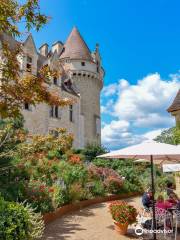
[[43, 192, 140, 224]]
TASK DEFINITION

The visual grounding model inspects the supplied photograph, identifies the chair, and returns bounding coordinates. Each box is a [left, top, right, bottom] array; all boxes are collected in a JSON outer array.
[[174, 210, 180, 240], [151, 208, 173, 237], [137, 207, 151, 226]]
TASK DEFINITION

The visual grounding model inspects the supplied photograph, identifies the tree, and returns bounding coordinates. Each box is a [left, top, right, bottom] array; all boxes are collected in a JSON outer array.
[[154, 127, 180, 145], [81, 144, 108, 162], [0, 0, 72, 118]]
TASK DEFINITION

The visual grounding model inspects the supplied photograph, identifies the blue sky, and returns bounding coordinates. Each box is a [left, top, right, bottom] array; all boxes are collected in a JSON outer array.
[[28, 0, 180, 149]]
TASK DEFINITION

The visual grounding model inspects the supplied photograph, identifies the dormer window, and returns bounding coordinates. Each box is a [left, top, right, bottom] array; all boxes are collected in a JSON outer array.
[[53, 77, 58, 85], [26, 56, 32, 72], [81, 62, 85, 66]]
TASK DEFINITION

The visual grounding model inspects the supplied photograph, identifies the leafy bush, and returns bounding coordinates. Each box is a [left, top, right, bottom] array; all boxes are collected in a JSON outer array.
[[0, 197, 44, 240], [58, 161, 88, 186], [89, 180, 105, 197], [25, 180, 55, 213], [82, 144, 108, 162], [104, 176, 124, 194], [155, 173, 175, 192], [47, 150, 62, 160], [93, 158, 144, 193], [154, 127, 180, 145], [68, 183, 90, 202]]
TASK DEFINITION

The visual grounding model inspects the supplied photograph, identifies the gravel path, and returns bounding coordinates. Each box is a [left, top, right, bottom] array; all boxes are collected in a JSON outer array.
[[42, 197, 144, 240], [42, 196, 180, 240], [42, 176, 180, 240]]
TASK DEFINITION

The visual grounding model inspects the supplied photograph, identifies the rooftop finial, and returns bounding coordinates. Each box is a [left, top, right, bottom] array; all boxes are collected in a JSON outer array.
[[95, 43, 99, 52]]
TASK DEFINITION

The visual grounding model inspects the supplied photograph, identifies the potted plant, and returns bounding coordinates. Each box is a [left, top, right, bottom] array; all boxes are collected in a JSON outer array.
[[109, 200, 137, 235]]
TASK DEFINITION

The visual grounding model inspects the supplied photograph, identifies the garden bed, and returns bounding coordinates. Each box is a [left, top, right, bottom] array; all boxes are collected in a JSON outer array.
[[43, 192, 140, 224]]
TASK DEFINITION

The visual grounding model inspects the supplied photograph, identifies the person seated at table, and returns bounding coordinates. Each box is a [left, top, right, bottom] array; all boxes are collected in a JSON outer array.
[[142, 189, 153, 210], [166, 182, 179, 200], [167, 192, 178, 205], [156, 195, 173, 210]]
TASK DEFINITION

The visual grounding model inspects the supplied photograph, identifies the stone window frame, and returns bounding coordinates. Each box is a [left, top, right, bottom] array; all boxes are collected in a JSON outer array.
[[26, 55, 32, 72], [69, 105, 73, 122], [50, 105, 62, 119], [24, 102, 32, 111]]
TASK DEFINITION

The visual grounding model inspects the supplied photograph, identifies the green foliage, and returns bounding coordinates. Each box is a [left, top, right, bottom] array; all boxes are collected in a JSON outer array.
[[82, 144, 108, 162], [47, 150, 62, 160], [93, 158, 143, 193], [104, 176, 124, 194], [68, 183, 91, 202], [90, 180, 105, 197], [154, 127, 180, 145], [0, 117, 26, 167], [57, 161, 88, 186], [0, 197, 44, 240], [24, 180, 55, 213], [155, 173, 175, 192], [52, 185, 69, 207]]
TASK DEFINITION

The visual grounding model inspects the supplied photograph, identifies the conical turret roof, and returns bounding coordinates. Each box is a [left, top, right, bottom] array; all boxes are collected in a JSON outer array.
[[60, 27, 93, 61], [167, 89, 180, 112]]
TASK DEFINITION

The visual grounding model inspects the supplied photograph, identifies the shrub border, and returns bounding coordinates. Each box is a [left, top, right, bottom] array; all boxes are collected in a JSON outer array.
[[43, 192, 140, 224]]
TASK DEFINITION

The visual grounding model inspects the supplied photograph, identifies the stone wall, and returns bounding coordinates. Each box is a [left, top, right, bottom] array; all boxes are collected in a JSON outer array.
[[173, 110, 180, 128]]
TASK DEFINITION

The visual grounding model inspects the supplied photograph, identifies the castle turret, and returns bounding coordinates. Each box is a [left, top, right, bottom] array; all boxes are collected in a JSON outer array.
[[60, 27, 104, 146]]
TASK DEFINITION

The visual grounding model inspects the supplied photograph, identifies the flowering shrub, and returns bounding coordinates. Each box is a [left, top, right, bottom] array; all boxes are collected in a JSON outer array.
[[68, 154, 82, 165], [109, 201, 137, 225], [25, 180, 55, 213], [68, 183, 90, 202], [88, 164, 123, 179], [104, 176, 124, 194], [88, 164, 124, 193], [88, 164, 104, 179]]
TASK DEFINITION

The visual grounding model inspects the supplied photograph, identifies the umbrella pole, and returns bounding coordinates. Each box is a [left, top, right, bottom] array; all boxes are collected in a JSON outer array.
[[151, 155, 156, 240]]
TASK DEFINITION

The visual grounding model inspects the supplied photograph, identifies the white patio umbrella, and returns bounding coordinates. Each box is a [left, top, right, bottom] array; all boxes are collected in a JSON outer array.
[[98, 141, 180, 240], [163, 164, 180, 173]]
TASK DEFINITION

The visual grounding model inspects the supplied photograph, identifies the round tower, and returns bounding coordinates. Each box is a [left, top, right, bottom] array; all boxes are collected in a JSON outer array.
[[60, 27, 104, 146]]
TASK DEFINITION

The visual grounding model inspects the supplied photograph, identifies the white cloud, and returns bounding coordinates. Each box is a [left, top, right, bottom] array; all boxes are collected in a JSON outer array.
[[101, 72, 180, 150], [143, 129, 166, 141], [101, 120, 146, 149], [101, 99, 114, 114], [102, 83, 118, 97]]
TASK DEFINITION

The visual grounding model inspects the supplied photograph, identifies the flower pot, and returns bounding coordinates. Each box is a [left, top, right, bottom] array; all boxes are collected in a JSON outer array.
[[114, 222, 128, 235]]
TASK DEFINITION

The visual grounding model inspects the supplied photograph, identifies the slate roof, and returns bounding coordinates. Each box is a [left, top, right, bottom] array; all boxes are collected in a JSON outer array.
[[167, 89, 180, 112], [60, 27, 93, 61]]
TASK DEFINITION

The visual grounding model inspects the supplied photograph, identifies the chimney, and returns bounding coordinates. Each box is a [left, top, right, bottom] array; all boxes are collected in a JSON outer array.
[[52, 41, 63, 55], [39, 43, 48, 56]]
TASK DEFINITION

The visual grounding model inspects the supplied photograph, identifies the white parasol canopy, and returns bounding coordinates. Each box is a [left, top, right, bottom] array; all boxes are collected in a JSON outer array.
[[98, 141, 180, 161], [163, 164, 180, 173]]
